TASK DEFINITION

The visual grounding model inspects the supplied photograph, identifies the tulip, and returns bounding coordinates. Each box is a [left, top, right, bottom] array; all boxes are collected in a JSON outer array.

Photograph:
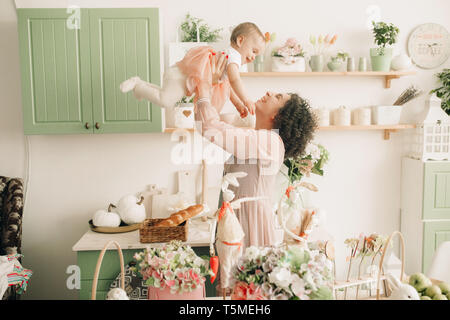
[[265, 32, 271, 43], [309, 35, 316, 45], [330, 34, 338, 45], [318, 34, 323, 44]]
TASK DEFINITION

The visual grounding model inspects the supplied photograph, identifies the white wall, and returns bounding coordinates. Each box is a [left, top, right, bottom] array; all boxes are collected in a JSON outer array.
[[2, 0, 450, 299]]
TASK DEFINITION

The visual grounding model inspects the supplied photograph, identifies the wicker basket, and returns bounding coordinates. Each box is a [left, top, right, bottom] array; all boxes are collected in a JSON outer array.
[[139, 219, 188, 243]]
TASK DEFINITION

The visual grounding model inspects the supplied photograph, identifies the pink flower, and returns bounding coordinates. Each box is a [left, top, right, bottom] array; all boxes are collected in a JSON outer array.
[[286, 38, 298, 47], [231, 282, 266, 300], [165, 279, 176, 287], [152, 270, 162, 280]]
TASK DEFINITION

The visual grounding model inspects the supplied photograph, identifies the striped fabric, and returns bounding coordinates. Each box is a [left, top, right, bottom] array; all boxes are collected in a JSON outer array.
[[6, 254, 32, 294]]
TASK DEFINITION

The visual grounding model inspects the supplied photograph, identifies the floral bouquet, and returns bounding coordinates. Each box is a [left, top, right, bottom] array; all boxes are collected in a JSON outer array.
[[131, 240, 213, 294], [231, 245, 334, 300], [272, 38, 305, 65], [283, 143, 330, 185], [309, 34, 338, 55]]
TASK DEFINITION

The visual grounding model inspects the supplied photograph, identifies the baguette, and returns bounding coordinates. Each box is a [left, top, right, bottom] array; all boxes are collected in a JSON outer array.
[[155, 204, 204, 227]]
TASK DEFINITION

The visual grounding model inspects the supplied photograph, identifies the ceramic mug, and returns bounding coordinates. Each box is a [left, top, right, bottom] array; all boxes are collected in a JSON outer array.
[[309, 55, 324, 72]]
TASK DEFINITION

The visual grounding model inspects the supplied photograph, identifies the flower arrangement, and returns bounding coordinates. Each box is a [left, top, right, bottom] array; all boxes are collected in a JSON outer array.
[[231, 244, 334, 300], [180, 13, 222, 42], [309, 34, 338, 55], [131, 240, 212, 294], [272, 38, 305, 64], [371, 21, 399, 56], [283, 143, 330, 185]]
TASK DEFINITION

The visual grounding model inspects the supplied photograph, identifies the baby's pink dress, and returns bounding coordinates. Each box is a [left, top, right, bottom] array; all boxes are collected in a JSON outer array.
[[177, 46, 231, 112], [195, 99, 285, 249]]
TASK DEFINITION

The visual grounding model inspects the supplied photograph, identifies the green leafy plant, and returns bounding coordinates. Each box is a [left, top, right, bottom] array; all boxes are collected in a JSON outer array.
[[371, 21, 399, 55], [180, 13, 222, 42], [175, 94, 195, 106], [330, 51, 349, 62], [430, 69, 450, 115]]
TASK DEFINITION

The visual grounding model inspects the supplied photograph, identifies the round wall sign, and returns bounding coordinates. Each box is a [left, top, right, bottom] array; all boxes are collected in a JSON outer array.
[[407, 23, 450, 69]]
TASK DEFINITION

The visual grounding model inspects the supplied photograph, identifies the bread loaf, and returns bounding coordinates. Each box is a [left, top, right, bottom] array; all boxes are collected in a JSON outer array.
[[155, 204, 203, 227]]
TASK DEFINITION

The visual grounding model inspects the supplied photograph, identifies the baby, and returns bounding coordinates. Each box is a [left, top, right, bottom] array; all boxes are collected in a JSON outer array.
[[120, 22, 265, 118]]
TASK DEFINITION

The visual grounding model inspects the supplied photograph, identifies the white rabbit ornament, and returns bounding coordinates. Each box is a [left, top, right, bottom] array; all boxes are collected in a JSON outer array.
[[385, 273, 420, 300]]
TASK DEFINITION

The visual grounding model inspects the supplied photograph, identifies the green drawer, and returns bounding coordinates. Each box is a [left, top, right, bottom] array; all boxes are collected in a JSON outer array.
[[422, 220, 450, 274], [423, 162, 450, 220]]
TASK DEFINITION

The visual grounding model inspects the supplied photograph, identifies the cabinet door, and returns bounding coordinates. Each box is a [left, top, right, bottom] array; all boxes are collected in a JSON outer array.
[[423, 221, 450, 274], [89, 9, 162, 134], [423, 162, 450, 220], [17, 9, 93, 134]]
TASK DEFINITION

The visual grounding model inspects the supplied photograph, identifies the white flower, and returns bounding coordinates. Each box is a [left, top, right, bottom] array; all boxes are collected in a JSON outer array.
[[304, 143, 321, 160], [291, 274, 310, 299], [268, 267, 292, 290], [245, 246, 260, 261]]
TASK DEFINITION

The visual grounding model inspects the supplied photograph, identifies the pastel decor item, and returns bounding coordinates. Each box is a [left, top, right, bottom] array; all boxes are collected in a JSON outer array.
[[358, 57, 368, 71], [333, 106, 351, 126], [406, 93, 450, 161], [352, 108, 371, 125], [347, 57, 355, 71], [370, 48, 393, 71], [327, 60, 342, 72], [385, 273, 420, 300], [391, 54, 412, 71], [371, 106, 402, 125], [253, 55, 264, 72], [148, 283, 205, 300], [313, 108, 330, 126], [116, 194, 146, 225], [174, 103, 195, 128], [271, 56, 306, 72], [92, 204, 121, 228], [309, 54, 324, 72]]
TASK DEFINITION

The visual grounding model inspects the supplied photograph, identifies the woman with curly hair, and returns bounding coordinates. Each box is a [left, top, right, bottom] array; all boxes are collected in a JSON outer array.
[[196, 52, 317, 248]]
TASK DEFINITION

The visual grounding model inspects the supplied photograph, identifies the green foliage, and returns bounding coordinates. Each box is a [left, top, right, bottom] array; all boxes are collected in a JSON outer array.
[[430, 69, 450, 115], [371, 21, 399, 55], [180, 13, 222, 42], [331, 51, 349, 62], [175, 94, 195, 106]]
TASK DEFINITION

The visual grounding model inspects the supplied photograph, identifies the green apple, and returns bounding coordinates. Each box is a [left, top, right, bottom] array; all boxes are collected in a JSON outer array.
[[432, 294, 448, 300], [421, 296, 432, 300], [425, 285, 442, 298], [409, 273, 432, 292], [447, 292, 450, 300], [438, 282, 450, 295]]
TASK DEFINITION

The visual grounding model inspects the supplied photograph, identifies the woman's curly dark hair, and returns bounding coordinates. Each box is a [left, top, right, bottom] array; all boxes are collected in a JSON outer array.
[[273, 93, 318, 159]]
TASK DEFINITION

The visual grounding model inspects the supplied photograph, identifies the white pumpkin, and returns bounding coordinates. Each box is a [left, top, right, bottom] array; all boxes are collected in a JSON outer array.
[[92, 204, 121, 227], [117, 194, 146, 225]]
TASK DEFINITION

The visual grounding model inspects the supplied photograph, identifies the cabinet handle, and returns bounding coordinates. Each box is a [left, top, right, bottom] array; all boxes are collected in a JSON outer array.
[[85, 122, 90, 129], [95, 122, 100, 130]]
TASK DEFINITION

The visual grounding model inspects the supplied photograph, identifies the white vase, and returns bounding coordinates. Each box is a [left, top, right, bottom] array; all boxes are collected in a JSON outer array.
[[313, 108, 330, 126], [333, 106, 351, 126], [391, 54, 412, 71], [174, 103, 195, 128], [271, 56, 306, 72]]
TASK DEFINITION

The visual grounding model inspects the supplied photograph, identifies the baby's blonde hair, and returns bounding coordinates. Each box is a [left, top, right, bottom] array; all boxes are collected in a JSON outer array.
[[230, 22, 264, 45]]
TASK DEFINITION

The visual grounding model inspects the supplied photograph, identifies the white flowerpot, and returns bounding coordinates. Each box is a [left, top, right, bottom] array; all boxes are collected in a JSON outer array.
[[174, 104, 195, 128], [271, 56, 306, 72], [372, 106, 402, 125]]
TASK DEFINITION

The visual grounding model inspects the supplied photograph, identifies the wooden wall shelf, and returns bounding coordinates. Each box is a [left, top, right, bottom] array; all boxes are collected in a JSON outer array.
[[240, 71, 416, 88], [164, 124, 416, 140]]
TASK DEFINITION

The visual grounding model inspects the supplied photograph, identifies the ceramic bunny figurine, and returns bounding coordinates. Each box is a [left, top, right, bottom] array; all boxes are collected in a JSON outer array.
[[385, 273, 420, 300]]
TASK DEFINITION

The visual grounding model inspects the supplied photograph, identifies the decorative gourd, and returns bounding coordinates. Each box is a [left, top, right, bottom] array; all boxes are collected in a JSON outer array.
[[92, 204, 121, 227], [117, 194, 146, 225]]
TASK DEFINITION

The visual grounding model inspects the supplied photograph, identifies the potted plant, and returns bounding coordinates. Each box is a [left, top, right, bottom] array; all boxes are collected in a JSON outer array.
[[254, 31, 276, 72], [271, 38, 306, 72], [430, 68, 450, 115], [174, 94, 195, 128], [230, 245, 334, 300], [370, 21, 399, 71], [327, 51, 349, 72], [132, 240, 213, 300], [309, 34, 338, 72], [169, 13, 222, 66]]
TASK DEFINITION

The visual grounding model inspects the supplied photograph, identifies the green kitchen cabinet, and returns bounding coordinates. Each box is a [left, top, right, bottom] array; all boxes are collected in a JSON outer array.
[[400, 158, 450, 275], [17, 8, 162, 135], [77, 246, 215, 300]]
